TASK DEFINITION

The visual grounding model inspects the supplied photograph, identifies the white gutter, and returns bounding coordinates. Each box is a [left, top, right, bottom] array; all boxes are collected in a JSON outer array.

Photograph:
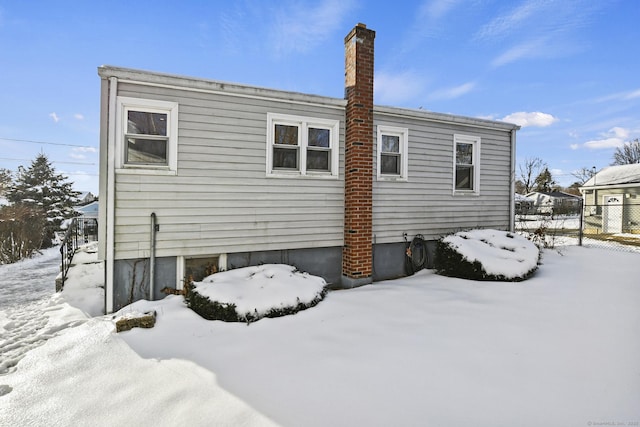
[[375, 106, 520, 132], [105, 76, 117, 313], [579, 182, 640, 192], [97, 66, 347, 110]]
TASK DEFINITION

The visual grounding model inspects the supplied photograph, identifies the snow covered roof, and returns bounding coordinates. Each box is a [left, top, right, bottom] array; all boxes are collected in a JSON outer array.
[[525, 191, 580, 199], [583, 164, 640, 187], [75, 200, 99, 218]]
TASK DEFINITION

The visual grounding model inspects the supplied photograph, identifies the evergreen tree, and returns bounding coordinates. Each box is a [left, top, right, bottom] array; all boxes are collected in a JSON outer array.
[[533, 167, 556, 193], [0, 168, 12, 197], [6, 154, 79, 248]]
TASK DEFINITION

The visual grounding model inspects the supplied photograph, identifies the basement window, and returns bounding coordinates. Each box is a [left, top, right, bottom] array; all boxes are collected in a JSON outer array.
[[267, 113, 339, 178], [453, 134, 481, 195], [116, 97, 178, 174], [377, 125, 408, 181]]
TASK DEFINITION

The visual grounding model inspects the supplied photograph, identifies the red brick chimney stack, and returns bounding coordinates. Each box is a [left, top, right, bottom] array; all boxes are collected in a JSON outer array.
[[342, 23, 375, 287]]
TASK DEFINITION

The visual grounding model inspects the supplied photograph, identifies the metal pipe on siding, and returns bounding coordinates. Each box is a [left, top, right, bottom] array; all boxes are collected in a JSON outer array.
[[509, 128, 517, 232], [150, 212, 157, 301], [105, 76, 118, 313]]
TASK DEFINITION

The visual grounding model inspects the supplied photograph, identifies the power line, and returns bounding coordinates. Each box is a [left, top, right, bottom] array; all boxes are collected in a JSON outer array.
[[0, 157, 95, 166], [0, 137, 95, 149]]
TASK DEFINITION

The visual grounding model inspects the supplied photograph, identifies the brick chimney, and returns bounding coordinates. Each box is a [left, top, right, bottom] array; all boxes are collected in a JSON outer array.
[[342, 23, 375, 287]]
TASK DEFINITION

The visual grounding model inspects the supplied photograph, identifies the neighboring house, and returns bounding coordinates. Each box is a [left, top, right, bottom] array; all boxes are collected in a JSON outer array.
[[525, 191, 582, 215], [580, 164, 640, 234], [77, 191, 96, 205], [97, 24, 520, 313], [75, 200, 99, 220], [515, 193, 534, 215]]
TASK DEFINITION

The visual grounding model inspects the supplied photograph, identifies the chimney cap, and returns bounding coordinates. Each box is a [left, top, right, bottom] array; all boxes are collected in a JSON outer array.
[[356, 23, 367, 29]]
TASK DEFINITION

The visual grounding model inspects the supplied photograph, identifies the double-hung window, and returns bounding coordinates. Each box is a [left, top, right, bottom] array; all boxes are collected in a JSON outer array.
[[116, 97, 178, 174], [267, 113, 339, 178], [377, 125, 408, 180], [453, 134, 480, 194]]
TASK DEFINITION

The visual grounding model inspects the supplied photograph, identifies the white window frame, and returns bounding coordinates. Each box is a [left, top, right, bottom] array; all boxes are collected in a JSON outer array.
[[266, 113, 340, 179], [115, 96, 179, 175], [453, 134, 481, 195], [377, 125, 408, 181]]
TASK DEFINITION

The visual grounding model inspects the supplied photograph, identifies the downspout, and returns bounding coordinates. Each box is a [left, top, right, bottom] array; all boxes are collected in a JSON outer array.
[[509, 128, 517, 232], [105, 76, 118, 313], [150, 212, 157, 301]]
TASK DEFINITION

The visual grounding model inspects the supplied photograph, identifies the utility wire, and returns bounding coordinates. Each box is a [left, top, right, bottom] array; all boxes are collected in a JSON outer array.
[[0, 137, 95, 149], [0, 157, 95, 166]]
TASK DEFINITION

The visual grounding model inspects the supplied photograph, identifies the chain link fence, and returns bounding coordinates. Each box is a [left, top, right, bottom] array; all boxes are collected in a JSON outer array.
[[515, 200, 640, 252]]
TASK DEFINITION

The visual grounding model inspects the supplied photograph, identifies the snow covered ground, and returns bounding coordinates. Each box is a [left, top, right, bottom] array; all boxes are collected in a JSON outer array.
[[1, 238, 639, 426]]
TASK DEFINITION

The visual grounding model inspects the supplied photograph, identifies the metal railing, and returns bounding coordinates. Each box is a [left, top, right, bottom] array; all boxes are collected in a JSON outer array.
[[58, 217, 98, 290]]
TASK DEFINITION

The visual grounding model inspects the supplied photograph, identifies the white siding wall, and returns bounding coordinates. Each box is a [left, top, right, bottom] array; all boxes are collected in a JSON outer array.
[[113, 82, 345, 260], [373, 112, 513, 243]]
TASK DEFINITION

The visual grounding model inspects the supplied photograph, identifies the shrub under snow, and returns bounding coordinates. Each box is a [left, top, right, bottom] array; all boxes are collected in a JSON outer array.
[[435, 229, 540, 281], [186, 264, 327, 323]]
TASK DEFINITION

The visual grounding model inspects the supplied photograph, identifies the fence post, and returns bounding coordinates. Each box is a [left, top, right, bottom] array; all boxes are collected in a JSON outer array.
[[578, 199, 584, 246]]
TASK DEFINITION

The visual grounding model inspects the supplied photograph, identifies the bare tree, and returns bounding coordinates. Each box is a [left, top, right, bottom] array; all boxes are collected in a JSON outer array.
[[571, 166, 596, 185], [612, 138, 640, 165], [518, 157, 546, 194]]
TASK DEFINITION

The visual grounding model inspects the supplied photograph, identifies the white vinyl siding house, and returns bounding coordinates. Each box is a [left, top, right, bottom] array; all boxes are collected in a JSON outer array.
[[105, 75, 346, 263], [372, 107, 516, 245], [98, 64, 518, 313]]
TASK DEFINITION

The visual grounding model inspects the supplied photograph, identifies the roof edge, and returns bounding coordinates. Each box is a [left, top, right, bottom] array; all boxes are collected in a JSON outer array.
[[374, 105, 520, 131], [98, 65, 347, 108]]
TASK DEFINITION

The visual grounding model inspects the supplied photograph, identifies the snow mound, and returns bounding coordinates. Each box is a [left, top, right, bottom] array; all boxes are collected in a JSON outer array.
[[190, 264, 327, 322], [438, 229, 540, 280]]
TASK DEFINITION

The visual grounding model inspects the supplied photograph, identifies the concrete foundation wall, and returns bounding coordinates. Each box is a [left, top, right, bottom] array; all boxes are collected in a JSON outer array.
[[227, 246, 344, 286], [111, 241, 438, 311], [113, 256, 176, 312]]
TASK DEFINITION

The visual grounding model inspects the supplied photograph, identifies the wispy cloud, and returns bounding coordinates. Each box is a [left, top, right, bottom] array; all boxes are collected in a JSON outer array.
[[476, 0, 552, 41], [218, 6, 246, 54], [73, 146, 97, 153], [375, 70, 427, 106], [270, 0, 356, 56], [418, 0, 460, 21], [583, 127, 630, 149], [74, 113, 84, 120], [49, 112, 59, 123], [391, 0, 466, 56], [594, 88, 640, 103], [501, 111, 558, 127], [430, 81, 476, 100], [480, 0, 601, 67], [491, 37, 551, 67]]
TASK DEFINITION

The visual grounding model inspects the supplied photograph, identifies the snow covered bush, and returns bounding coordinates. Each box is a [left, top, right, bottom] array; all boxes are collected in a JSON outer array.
[[434, 229, 540, 281], [186, 264, 327, 323]]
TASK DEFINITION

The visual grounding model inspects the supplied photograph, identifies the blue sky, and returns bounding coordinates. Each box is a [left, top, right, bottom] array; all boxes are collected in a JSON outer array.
[[1, 0, 638, 195]]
